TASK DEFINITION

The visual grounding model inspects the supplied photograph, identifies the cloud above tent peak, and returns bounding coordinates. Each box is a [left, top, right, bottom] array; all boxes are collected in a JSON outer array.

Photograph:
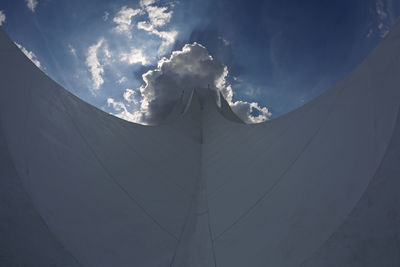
[[108, 42, 271, 124]]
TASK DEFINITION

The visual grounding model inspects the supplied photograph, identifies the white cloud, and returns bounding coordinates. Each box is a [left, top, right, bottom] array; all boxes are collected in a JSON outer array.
[[136, 1, 177, 55], [111, 2, 177, 55], [26, 0, 38, 12], [157, 30, 178, 54], [15, 42, 42, 68], [68, 44, 77, 57], [120, 47, 149, 65], [214, 66, 271, 123], [113, 6, 141, 37], [107, 97, 125, 111], [144, 5, 173, 27], [218, 36, 230, 46], [123, 88, 138, 104], [366, 28, 374, 38], [131, 42, 271, 124], [140, 0, 156, 7], [230, 101, 271, 123], [103, 11, 109, 21], [0, 10, 5, 26], [86, 38, 106, 90], [107, 97, 141, 122], [136, 20, 153, 31], [372, 0, 394, 38], [242, 86, 261, 97], [376, 0, 389, 20], [137, 21, 177, 54], [103, 43, 112, 59], [117, 76, 127, 84]]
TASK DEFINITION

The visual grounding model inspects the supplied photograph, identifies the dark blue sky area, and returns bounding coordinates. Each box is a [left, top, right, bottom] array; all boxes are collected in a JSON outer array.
[[180, 0, 399, 115]]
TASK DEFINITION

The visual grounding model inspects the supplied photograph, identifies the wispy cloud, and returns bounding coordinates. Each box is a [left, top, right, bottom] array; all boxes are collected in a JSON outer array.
[[68, 44, 77, 57], [242, 86, 261, 97], [140, 0, 173, 27], [137, 21, 177, 55], [120, 47, 149, 65], [26, 0, 38, 12], [376, 0, 393, 36], [368, 0, 394, 38], [137, 1, 177, 55], [139, 0, 156, 7], [218, 36, 230, 46], [109, 2, 177, 56], [112, 6, 141, 38], [86, 38, 106, 90], [103, 11, 109, 21], [117, 76, 127, 84], [15, 42, 42, 68], [0, 10, 5, 26]]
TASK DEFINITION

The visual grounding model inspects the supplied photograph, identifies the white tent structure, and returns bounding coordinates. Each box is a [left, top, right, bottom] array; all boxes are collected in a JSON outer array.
[[1, 18, 400, 267]]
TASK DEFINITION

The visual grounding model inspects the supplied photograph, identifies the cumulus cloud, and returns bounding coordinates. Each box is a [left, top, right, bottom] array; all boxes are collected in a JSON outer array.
[[0, 10, 5, 26], [214, 66, 271, 123], [109, 43, 270, 124], [26, 0, 38, 12], [15, 42, 42, 68], [113, 6, 141, 37], [120, 47, 149, 65], [86, 38, 109, 90]]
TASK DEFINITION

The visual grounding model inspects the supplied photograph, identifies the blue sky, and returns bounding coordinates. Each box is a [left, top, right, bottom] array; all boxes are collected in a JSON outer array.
[[0, 0, 399, 123]]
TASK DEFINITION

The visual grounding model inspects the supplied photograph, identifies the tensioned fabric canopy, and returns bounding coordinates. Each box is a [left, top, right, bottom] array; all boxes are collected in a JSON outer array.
[[1, 19, 400, 267]]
